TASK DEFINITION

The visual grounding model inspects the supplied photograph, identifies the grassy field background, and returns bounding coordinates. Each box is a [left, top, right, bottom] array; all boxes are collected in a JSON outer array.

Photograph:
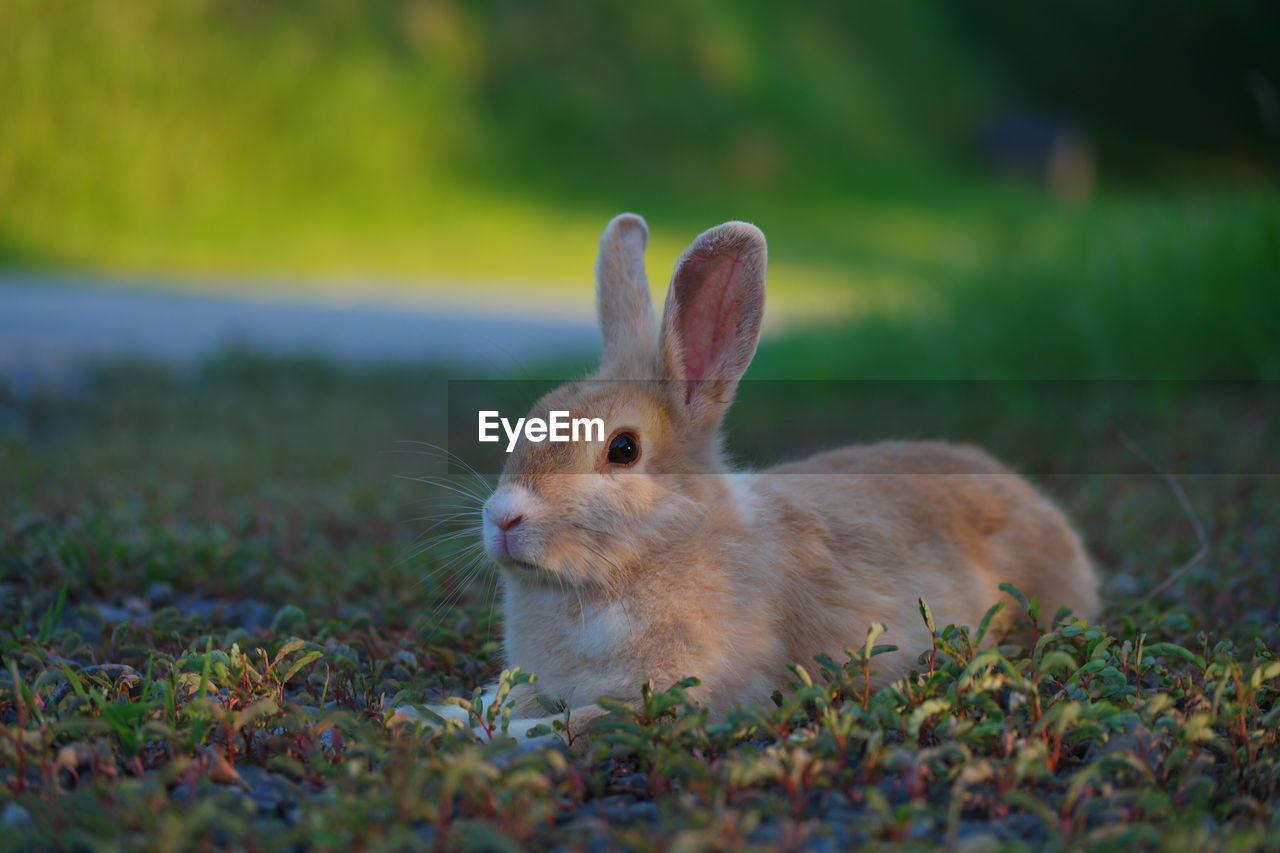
[[2, 1, 1279, 849]]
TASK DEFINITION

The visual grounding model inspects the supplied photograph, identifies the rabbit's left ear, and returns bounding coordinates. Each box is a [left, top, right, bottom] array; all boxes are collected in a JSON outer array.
[[659, 221, 766, 429], [596, 213, 658, 374]]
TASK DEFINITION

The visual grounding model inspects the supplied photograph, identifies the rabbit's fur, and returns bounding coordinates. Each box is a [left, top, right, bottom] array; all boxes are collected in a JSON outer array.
[[444, 214, 1097, 739]]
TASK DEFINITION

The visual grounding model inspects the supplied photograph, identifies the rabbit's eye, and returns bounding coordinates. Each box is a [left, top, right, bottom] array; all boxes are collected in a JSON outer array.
[[607, 432, 640, 466]]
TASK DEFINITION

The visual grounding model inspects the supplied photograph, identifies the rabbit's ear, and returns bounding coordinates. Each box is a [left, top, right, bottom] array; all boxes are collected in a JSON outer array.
[[596, 213, 658, 372], [659, 221, 766, 428]]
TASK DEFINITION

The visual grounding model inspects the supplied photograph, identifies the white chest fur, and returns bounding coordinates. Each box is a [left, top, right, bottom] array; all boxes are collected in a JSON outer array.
[[573, 599, 636, 659], [503, 579, 648, 706]]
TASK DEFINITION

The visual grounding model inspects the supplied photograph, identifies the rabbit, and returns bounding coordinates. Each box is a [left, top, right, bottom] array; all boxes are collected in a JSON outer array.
[[418, 213, 1099, 742]]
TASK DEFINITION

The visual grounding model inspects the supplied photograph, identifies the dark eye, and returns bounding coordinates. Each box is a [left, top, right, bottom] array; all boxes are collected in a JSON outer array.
[[607, 432, 640, 466]]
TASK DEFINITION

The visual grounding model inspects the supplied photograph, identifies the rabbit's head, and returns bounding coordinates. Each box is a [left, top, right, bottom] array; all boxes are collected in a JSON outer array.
[[481, 214, 767, 589]]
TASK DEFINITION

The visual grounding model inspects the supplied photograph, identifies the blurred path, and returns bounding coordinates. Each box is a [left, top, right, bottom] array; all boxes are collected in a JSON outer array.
[[0, 273, 598, 390]]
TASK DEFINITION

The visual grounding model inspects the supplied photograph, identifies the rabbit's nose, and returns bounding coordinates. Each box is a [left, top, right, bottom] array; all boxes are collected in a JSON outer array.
[[494, 513, 525, 532]]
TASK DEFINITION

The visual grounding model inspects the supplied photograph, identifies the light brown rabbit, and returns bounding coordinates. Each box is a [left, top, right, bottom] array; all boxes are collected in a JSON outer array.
[[428, 213, 1098, 740]]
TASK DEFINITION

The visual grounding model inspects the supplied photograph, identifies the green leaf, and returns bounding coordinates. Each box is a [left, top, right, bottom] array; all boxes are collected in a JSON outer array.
[[457, 821, 521, 853], [1067, 659, 1108, 684], [1032, 631, 1057, 664], [918, 598, 936, 634], [281, 651, 323, 684], [6, 657, 44, 725], [863, 623, 887, 660], [907, 699, 951, 739], [270, 604, 306, 634], [38, 583, 69, 643], [1143, 642, 1205, 669], [812, 653, 841, 681], [233, 697, 279, 732], [957, 649, 1001, 688], [595, 696, 633, 716], [57, 663, 89, 702], [1005, 790, 1060, 835], [1037, 650, 1079, 677], [999, 582, 1030, 612], [1045, 701, 1083, 735], [975, 601, 1006, 647], [787, 663, 813, 687], [1181, 712, 1216, 743], [274, 638, 307, 660], [1249, 660, 1280, 688], [196, 637, 213, 701]]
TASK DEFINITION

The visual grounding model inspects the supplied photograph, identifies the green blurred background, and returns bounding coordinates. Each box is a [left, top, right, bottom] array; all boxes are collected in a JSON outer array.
[[2, 0, 1277, 378]]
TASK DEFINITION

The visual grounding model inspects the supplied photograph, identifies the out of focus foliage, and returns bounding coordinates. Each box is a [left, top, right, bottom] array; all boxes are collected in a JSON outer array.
[[0, 0, 1275, 274], [950, 0, 1280, 176]]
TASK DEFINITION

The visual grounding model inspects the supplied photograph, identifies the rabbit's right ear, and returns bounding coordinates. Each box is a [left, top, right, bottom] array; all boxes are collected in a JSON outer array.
[[595, 213, 658, 373], [659, 221, 766, 432]]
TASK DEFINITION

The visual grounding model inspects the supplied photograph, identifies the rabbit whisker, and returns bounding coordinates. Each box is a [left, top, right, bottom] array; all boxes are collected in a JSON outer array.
[[391, 440, 495, 495], [396, 475, 491, 506]]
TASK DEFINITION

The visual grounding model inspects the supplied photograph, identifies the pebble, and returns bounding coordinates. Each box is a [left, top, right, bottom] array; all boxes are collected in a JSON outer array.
[[2, 803, 31, 827], [805, 834, 846, 853], [92, 603, 136, 624], [595, 758, 626, 777], [170, 767, 300, 824], [595, 794, 638, 824], [179, 598, 274, 630], [747, 821, 781, 846], [236, 765, 300, 821], [238, 601, 275, 631], [805, 787, 846, 815], [992, 812, 1048, 843], [121, 595, 149, 615], [609, 772, 648, 795], [145, 582, 175, 607], [954, 821, 1002, 845], [824, 806, 862, 824], [169, 783, 198, 805], [619, 801, 658, 824]]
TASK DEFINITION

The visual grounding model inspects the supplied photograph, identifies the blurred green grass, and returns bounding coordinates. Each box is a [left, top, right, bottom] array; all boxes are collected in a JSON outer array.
[[0, 1, 976, 276], [756, 192, 1280, 379], [1, 1, 1276, 380]]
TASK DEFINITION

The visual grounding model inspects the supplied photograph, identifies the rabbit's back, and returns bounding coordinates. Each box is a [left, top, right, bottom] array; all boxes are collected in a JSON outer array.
[[751, 441, 1097, 678]]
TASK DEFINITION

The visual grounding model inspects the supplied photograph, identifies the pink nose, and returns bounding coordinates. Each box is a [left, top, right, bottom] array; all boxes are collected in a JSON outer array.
[[494, 513, 524, 532]]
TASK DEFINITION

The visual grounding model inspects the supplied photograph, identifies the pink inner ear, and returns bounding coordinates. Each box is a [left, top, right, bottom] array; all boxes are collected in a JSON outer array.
[[675, 251, 747, 386]]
